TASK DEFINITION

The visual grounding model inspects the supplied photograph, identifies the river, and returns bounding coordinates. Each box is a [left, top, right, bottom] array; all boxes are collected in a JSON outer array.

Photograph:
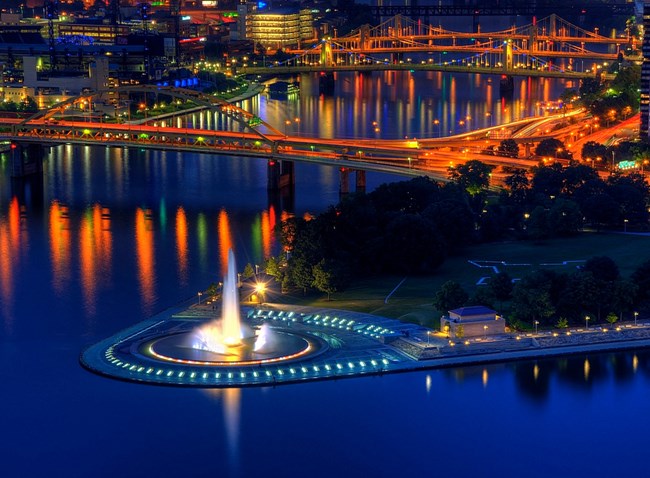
[[0, 70, 646, 477]]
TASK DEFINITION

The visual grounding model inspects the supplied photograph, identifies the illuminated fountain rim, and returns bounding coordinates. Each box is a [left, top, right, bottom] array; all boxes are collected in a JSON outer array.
[[141, 329, 319, 367]]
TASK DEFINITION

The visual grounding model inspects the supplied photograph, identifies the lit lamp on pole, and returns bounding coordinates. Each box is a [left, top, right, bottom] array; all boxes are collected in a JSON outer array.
[[255, 282, 267, 304], [534, 320, 539, 334], [634, 311, 639, 326], [483, 324, 488, 338], [585, 315, 590, 329], [197, 291, 203, 305], [433, 119, 440, 137]]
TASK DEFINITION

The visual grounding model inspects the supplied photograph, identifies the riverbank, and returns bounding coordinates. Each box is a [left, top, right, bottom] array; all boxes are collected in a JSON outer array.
[[390, 320, 650, 370]]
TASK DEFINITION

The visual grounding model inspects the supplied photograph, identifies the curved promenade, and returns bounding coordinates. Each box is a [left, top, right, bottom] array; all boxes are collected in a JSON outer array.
[[81, 301, 650, 388]]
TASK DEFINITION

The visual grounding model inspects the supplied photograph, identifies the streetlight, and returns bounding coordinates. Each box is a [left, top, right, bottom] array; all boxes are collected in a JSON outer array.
[[483, 325, 488, 338], [585, 315, 590, 329], [624, 219, 629, 233], [197, 291, 203, 304], [255, 282, 266, 304], [634, 311, 639, 326], [534, 320, 539, 334], [433, 119, 440, 137], [485, 112, 492, 127], [611, 151, 616, 172]]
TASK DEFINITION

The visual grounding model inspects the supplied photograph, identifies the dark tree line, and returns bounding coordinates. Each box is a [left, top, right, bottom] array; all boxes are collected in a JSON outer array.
[[267, 156, 650, 299], [274, 177, 476, 297], [434, 255, 645, 329]]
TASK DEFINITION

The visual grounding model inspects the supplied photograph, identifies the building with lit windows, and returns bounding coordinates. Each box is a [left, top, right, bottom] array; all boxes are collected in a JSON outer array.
[[246, 8, 313, 49], [59, 23, 130, 45], [440, 306, 505, 339], [641, 2, 650, 137]]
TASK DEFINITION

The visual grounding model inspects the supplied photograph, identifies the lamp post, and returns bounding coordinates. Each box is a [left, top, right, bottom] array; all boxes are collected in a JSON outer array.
[[197, 291, 203, 304], [585, 315, 590, 329], [483, 325, 488, 338], [611, 151, 616, 172], [534, 320, 539, 334], [624, 219, 629, 233], [433, 119, 440, 137], [634, 311, 639, 326]]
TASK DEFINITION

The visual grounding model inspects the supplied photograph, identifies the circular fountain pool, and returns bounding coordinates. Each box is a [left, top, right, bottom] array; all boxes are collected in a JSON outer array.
[[143, 329, 318, 366]]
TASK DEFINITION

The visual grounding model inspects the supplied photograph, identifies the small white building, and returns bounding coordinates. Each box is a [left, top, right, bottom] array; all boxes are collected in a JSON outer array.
[[440, 306, 505, 338]]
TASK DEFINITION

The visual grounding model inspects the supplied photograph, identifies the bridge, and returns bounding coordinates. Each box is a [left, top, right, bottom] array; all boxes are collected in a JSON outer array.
[[239, 14, 632, 79], [369, 2, 634, 19], [0, 86, 607, 190]]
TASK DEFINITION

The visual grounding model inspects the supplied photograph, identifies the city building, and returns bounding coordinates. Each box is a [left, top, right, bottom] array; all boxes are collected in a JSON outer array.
[[244, 7, 314, 49], [641, 1, 650, 137], [440, 306, 505, 339]]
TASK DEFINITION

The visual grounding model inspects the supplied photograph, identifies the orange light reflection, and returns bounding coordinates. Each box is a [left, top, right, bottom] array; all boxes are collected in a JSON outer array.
[[135, 208, 156, 311], [176, 206, 188, 284]]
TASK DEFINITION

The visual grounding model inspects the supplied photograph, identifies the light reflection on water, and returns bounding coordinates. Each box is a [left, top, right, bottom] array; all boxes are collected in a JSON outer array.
[[3, 70, 648, 477]]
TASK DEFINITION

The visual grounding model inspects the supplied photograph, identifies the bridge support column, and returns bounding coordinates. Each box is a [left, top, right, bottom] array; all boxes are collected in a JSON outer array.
[[524, 143, 532, 158], [10, 143, 44, 178], [319, 72, 335, 94], [339, 167, 350, 196], [355, 170, 366, 193], [472, 14, 480, 33], [267, 159, 281, 190], [279, 160, 295, 189]]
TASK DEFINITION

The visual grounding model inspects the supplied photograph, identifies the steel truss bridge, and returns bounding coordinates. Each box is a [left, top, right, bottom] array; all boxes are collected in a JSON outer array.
[[239, 14, 634, 78], [3, 86, 587, 183], [370, 2, 634, 19]]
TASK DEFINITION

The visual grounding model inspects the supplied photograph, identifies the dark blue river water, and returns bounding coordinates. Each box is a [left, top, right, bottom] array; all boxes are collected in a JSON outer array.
[[1, 71, 648, 477]]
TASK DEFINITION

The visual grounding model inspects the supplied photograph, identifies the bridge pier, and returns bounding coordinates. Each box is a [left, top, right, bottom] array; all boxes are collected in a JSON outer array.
[[268, 159, 295, 193], [267, 159, 281, 190], [279, 160, 295, 189], [339, 167, 350, 196], [355, 170, 366, 193], [319, 72, 335, 94], [10, 143, 45, 178]]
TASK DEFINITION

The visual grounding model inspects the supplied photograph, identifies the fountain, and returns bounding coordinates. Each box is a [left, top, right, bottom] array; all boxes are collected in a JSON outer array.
[[190, 248, 251, 353], [139, 247, 311, 364]]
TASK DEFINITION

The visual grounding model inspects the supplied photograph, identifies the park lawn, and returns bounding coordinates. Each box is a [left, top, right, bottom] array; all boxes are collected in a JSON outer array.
[[283, 232, 650, 326]]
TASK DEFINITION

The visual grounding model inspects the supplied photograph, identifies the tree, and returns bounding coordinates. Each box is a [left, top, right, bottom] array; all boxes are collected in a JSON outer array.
[[526, 206, 550, 240], [605, 312, 618, 326], [556, 317, 569, 329], [422, 200, 475, 252], [312, 259, 349, 300], [433, 280, 468, 313], [448, 160, 495, 195], [264, 256, 282, 278], [583, 256, 620, 282], [511, 272, 556, 324], [289, 256, 314, 295], [469, 286, 495, 309], [498, 139, 520, 158], [581, 141, 607, 165], [535, 138, 571, 160], [489, 271, 513, 308], [547, 199, 583, 236], [242, 263, 255, 280], [381, 214, 447, 274], [632, 259, 650, 305], [455, 324, 465, 339]]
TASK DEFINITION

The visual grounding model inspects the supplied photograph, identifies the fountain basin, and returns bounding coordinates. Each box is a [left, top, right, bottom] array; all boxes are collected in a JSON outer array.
[[143, 329, 316, 366]]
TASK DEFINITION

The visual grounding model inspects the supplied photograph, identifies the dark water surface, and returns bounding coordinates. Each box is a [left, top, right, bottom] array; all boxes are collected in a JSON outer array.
[[1, 71, 647, 477]]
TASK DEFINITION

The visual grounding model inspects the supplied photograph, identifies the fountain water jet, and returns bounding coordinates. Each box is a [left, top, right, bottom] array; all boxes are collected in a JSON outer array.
[[191, 248, 251, 353]]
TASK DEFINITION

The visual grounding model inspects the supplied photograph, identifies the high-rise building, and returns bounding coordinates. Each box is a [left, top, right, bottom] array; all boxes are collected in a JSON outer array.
[[641, 2, 650, 137], [246, 8, 313, 49]]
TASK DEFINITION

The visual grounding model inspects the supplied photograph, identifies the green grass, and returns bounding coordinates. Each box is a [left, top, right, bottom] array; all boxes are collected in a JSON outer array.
[[271, 232, 650, 326]]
